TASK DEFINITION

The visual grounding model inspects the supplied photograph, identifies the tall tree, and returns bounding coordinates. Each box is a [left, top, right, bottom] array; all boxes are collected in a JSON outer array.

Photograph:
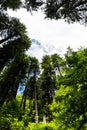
[[0, 54, 29, 106], [39, 54, 62, 122], [21, 57, 40, 123], [0, 0, 31, 106]]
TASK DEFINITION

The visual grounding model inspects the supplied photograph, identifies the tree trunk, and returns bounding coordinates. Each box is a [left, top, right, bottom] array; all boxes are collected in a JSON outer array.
[[43, 115, 46, 124], [20, 87, 27, 111], [34, 84, 38, 123]]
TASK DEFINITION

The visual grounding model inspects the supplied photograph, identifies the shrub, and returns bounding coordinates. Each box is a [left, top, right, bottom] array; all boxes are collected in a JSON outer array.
[[26, 122, 57, 130]]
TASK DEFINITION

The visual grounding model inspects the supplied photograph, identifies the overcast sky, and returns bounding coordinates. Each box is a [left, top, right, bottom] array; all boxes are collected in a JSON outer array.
[[8, 9, 87, 55]]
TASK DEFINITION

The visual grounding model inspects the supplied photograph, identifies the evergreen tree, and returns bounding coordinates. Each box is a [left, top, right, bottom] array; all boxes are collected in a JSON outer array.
[[0, 1, 31, 106], [0, 54, 29, 106], [39, 54, 62, 122], [21, 57, 40, 123]]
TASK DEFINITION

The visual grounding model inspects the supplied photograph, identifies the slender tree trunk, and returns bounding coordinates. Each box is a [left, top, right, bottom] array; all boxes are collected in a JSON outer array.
[[20, 86, 27, 111], [34, 84, 39, 123], [12, 82, 19, 99], [23, 89, 27, 111], [43, 115, 46, 124], [0, 85, 11, 106]]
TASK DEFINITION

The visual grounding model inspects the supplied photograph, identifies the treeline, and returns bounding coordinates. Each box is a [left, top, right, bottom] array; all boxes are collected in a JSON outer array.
[[1, 47, 87, 129]]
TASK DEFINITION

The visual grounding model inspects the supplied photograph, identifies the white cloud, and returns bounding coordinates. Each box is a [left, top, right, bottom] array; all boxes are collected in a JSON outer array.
[[8, 9, 87, 56]]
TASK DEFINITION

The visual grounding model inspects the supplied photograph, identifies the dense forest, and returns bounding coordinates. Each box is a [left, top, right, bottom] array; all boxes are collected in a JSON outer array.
[[1, 0, 87, 130]]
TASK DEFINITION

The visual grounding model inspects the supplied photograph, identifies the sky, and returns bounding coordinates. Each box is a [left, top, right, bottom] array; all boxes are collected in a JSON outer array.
[[8, 9, 87, 57]]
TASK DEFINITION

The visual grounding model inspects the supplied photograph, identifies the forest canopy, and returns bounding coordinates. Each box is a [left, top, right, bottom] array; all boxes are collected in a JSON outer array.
[[0, 0, 87, 130]]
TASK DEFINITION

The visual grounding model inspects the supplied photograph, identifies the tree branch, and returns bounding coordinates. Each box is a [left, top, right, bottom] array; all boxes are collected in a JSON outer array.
[[0, 34, 18, 44], [74, 0, 87, 8]]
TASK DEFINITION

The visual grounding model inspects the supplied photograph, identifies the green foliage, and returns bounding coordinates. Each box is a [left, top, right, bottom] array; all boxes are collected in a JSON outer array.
[[11, 119, 24, 130], [0, 0, 31, 105], [45, 0, 87, 24], [50, 48, 87, 129], [0, 115, 25, 130], [26, 122, 57, 130], [0, 53, 29, 106], [0, 0, 22, 10], [0, 95, 58, 130], [0, 114, 12, 130], [1, 0, 87, 128], [0, 96, 22, 117], [0, 95, 27, 130], [24, 0, 43, 11], [1, 0, 87, 24]]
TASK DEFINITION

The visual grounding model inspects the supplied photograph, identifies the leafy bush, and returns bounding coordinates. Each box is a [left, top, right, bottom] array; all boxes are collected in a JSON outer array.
[[26, 122, 57, 130], [11, 118, 25, 130], [0, 114, 12, 130], [0, 115, 25, 130]]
